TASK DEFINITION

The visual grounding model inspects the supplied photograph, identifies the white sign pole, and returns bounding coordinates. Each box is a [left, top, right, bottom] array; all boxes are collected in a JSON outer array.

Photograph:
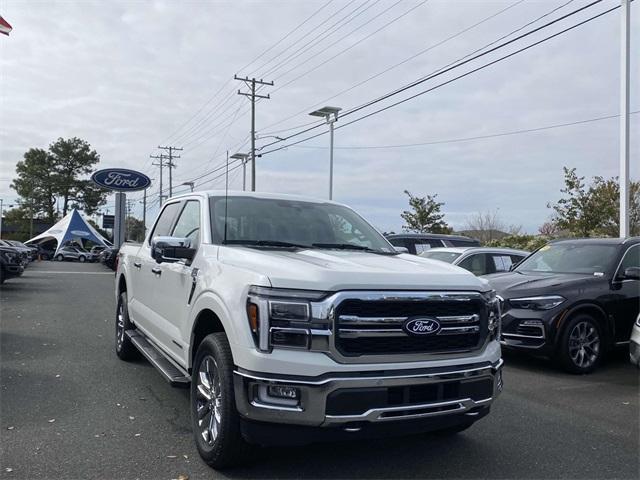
[[619, 0, 630, 238]]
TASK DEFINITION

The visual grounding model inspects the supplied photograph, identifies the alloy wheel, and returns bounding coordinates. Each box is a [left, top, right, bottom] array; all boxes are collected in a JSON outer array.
[[195, 355, 222, 446], [568, 321, 600, 369]]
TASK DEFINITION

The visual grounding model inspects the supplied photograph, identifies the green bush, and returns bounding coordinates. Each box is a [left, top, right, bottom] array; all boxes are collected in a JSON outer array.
[[486, 234, 551, 252]]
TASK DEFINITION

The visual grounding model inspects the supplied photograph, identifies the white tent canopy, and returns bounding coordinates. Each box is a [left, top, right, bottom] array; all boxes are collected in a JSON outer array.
[[25, 209, 112, 254]]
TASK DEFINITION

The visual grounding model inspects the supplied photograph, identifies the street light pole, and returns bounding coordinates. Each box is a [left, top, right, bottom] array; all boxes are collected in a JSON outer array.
[[309, 106, 341, 200], [619, 0, 630, 237], [230, 153, 250, 191]]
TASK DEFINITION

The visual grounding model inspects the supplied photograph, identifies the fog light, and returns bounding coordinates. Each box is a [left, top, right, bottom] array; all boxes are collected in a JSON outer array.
[[268, 385, 299, 400], [255, 384, 301, 408]]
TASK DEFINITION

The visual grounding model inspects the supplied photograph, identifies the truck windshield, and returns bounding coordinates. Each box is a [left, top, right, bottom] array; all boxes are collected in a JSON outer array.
[[210, 196, 395, 253], [515, 243, 618, 275]]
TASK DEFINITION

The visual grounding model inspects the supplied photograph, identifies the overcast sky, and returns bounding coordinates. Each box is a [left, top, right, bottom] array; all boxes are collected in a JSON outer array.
[[1, 0, 638, 233]]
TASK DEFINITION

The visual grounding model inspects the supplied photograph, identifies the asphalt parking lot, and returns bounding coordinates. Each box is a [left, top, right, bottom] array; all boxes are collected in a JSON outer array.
[[1, 261, 638, 480]]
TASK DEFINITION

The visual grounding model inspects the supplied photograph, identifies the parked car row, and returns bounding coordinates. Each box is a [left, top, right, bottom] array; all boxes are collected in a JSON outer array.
[[0, 239, 37, 284], [399, 234, 640, 373]]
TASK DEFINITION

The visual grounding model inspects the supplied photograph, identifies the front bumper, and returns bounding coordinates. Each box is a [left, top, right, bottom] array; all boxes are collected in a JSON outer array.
[[500, 308, 560, 354], [234, 359, 503, 428], [3, 264, 25, 277]]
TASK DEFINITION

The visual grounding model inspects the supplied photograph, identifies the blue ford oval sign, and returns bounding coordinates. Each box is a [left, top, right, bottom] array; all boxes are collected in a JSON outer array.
[[91, 168, 151, 192], [403, 317, 441, 336]]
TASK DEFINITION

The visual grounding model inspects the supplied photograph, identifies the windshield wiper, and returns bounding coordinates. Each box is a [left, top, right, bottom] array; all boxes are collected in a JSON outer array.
[[223, 240, 310, 249], [311, 243, 397, 255]]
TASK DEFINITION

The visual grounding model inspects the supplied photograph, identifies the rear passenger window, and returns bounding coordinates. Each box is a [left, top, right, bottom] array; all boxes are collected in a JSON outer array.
[[149, 202, 181, 243], [492, 255, 513, 272]]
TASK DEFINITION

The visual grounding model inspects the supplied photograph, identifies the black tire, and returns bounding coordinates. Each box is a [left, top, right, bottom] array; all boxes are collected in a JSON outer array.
[[78, 255, 86, 263], [191, 333, 248, 469], [556, 313, 603, 374], [56, 254, 64, 261], [115, 291, 139, 360]]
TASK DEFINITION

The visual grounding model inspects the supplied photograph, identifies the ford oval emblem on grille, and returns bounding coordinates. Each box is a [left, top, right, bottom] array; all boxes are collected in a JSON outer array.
[[403, 317, 441, 336]]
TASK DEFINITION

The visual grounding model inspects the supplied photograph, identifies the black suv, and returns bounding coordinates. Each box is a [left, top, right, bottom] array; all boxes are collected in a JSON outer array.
[[488, 238, 640, 373], [386, 233, 480, 255], [0, 246, 25, 284]]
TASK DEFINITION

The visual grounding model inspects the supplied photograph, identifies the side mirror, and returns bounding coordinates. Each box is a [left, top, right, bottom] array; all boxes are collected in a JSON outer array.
[[393, 246, 409, 254], [622, 266, 640, 280], [151, 236, 196, 264]]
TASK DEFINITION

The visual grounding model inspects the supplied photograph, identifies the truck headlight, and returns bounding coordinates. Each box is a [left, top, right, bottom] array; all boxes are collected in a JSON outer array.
[[509, 295, 565, 310], [483, 290, 501, 340], [1, 251, 18, 263], [247, 286, 329, 352]]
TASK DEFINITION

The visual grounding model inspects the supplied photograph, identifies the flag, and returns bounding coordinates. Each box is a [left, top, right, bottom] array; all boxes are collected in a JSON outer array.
[[0, 16, 13, 36]]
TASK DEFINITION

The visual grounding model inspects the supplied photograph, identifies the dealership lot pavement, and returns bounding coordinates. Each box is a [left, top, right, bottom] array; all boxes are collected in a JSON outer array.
[[1, 261, 638, 480]]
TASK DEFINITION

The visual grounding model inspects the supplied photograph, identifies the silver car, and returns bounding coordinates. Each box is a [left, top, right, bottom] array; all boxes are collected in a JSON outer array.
[[419, 247, 529, 276], [55, 246, 95, 263]]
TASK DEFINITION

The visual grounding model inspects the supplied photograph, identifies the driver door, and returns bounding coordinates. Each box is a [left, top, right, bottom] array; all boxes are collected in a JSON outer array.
[[154, 199, 202, 363]]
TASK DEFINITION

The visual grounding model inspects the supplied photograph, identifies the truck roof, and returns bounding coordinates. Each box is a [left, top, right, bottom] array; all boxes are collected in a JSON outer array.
[[168, 190, 346, 206]]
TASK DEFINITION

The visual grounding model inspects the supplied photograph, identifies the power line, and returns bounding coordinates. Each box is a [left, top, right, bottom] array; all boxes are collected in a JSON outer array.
[[259, 2, 618, 156], [237, 0, 336, 74], [290, 111, 640, 149], [259, 0, 383, 79], [258, 0, 606, 152], [271, 0, 428, 88], [247, 0, 359, 77]]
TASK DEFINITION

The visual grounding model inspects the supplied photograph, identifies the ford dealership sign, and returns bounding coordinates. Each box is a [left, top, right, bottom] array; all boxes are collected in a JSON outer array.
[[91, 168, 151, 192]]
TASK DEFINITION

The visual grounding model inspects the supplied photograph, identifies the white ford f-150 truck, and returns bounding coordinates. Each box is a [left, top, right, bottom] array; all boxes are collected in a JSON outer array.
[[115, 191, 503, 469]]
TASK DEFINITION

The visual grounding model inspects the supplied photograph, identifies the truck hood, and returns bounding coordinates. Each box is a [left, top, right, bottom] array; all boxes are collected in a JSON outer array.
[[219, 247, 488, 291]]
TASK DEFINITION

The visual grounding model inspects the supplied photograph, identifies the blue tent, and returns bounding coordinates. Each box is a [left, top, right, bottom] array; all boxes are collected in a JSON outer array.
[[25, 209, 112, 254]]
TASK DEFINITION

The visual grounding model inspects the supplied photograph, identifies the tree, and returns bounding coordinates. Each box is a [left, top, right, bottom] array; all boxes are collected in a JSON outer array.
[[463, 210, 521, 244], [11, 137, 108, 221], [11, 148, 58, 222], [548, 167, 639, 237], [401, 190, 452, 234], [49, 137, 106, 216]]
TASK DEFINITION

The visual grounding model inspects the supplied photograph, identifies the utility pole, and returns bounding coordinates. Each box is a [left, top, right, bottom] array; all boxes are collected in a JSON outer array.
[[150, 153, 166, 205], [157, 146, 182, 197], [619, 0, 630, 237], [142, 188, 147, 236], [235, 75, 274, 191]]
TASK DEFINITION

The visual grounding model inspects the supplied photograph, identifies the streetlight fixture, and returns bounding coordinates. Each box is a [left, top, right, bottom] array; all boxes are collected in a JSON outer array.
[[230, 153, 250, 191], [181, 181, 195, 192], [309, 106, 341, 200]]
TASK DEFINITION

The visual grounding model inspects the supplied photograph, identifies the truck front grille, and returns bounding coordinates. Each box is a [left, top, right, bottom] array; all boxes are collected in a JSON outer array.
[[335, 298, 486, 356]]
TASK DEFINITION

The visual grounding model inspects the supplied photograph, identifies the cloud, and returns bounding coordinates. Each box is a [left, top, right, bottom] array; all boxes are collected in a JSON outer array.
[[0, 0, 637, 232]]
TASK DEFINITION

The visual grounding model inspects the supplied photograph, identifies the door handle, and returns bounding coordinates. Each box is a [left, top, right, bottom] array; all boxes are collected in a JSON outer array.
[[151, 267, 162, 275], [134, 262, 142, 269]]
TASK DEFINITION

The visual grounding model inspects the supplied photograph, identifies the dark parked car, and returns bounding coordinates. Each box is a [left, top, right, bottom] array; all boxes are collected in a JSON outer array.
[[100, 247, 119, 270], [4, 240, 37, 260], [420, 247, 529, 276], [0, 246, 25, 284], [35, 244, 56, 260], [386, 233, 480, 255], [488, 237, 640, 373], [0, 240, 29, 266]]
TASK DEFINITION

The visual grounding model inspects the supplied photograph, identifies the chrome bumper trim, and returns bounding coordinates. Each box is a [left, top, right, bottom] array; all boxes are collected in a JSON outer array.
[[233, 359, 503, 426], [324, 397, 492, 424]]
